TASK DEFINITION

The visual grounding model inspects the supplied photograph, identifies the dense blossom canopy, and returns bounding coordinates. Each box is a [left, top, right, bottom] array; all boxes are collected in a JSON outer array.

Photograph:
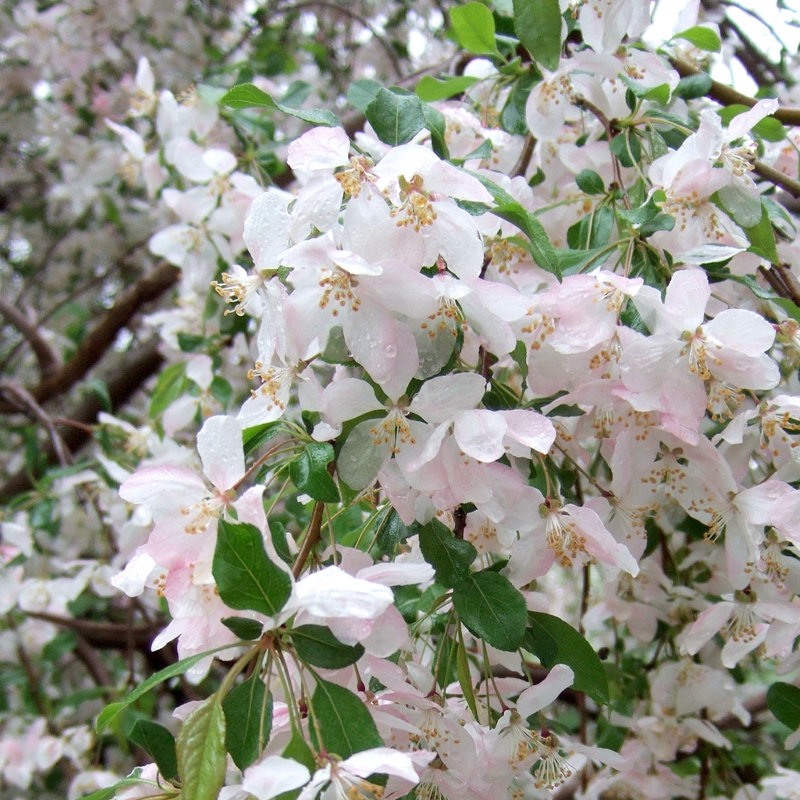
[[3, 1, 800, 799]]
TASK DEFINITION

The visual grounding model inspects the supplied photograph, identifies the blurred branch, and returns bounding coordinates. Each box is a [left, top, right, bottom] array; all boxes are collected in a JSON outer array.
[[0, 262, 178, 413], [0, 298, 60, 378], [0, 382, 72, 467], [701, 0, 789, 87], [280, 1, 404, 79], [24, 611, 161, 650], [0, 336, 165, 501], [671, 58, 800, 126]]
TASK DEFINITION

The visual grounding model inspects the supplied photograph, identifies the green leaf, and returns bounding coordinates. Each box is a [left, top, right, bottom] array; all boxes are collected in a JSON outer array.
[[673, 72, 713, 100], [421, 103, 450, 160], [575, 169, 605, 195], [567, 205, 614, 250], [242, 422, 282, 457], [223, 676, 271, 770], [291, 625, 365, 668], [500, 70, 540, 135], [452, 571, 527, 651], [375, 508, 420, 556], [365, 88, 426, 146], [674, 26, 721, 52], [767, 681, 800, 732], [311, 677, 383, 758], [524, 612, 609, 705], [347, 80, 382, 112], [213, 519, 293, 616], [128, 720, 178, 781], [450, 3, 498, 55], [416, 75, 480, 102], [176, 697, 227, 800], [743, 202, 779, 264], [609, 132, 641, 168], [554, 246, 613, 275], [95, 644, 239, 733], [456, 635, 479, 719], [774, 296, 800, 325], [148, 362, 187, 419], [87, 379, 112, 412], [80, 776, 153, 800], [419, 518, 477, 587], [638, 214, 675, 237], [513, 0, 562, 71], [220, 83, 341, 127], [490, 200, 559, 276], [289, 442, 340, 503], [221, 617, 264, 640]]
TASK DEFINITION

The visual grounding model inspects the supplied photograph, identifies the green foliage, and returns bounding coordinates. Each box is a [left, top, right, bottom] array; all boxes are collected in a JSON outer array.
[[291, 625, 366, 668], [213, 519, 293, 616], [767, 682, 800, 732], [419, 518, 478, 587], [127, 720, 178, 781], [220, 83, 341, 127], [176, 697, 227, 800], [221, 617, 264, 640], [289, 442, 340, 503], [452, 570, 527, 651], [416, 75, 480, 101], [450, 3, 499, 56], [311, 677, 383, 758], [365, 87, 427, 146], [513, 0, 562, 70], [524, 612, 610, 705], [673, 26, 721, 52], [223, 676, 272, 770]]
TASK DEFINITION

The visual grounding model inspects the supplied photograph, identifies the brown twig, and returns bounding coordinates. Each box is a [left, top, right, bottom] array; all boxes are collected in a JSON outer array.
[[0, 381, 72, 467], [74, 635, 114, 686], [293, 500, 326, 579], [2, 262, 180, 411], [752, 159, 800, 199], [671, 58, 800, 126], [0, 336, 165, 501], [511, 134, 535, 178], [759, 263, 800, 308], [0, 298, 60, 378], [24, 611, 163, 650]]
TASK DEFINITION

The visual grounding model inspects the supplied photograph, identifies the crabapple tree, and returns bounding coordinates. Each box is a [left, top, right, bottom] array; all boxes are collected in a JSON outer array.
[[3, 1, 800, 799]]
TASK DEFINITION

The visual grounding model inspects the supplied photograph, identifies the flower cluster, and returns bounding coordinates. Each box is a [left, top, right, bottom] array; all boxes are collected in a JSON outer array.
[[4, 0, 800, 798]]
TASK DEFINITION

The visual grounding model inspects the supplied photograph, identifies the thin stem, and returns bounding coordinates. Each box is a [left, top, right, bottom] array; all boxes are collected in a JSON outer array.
[[292, 501, 326, 579], [233, 438, 299, 491]]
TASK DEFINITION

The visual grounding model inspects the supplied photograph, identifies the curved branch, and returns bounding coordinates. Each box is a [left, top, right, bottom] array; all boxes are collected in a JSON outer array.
[[0, 299, 60, 378], [31, 262, 179, 406], [0, 336, 165, 501], [0, 262, 178, 414], [671, 58, 800, 126]]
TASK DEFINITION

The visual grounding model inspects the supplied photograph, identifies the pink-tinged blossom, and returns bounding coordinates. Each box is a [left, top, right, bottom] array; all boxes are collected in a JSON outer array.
[[619, 270, 778, 442], [370, 144, 491, 279], [242, 756, 311, 800], [580, 0, 651, 53], [281, 197, 427, 393], [296, 748, 433, 800], [681, 590, 800, 667], [505, 499, 639, 585], [116, 416, 245, 591], [332, 372, 487, 490], [287, 125, 351, 237]]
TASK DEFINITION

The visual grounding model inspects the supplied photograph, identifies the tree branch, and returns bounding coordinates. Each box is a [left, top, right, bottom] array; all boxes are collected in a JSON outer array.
[[0, 298, 61, 378], [22, 262, 178, 408], [671, 58, 800, 126], [0, 336, 165, 501]]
